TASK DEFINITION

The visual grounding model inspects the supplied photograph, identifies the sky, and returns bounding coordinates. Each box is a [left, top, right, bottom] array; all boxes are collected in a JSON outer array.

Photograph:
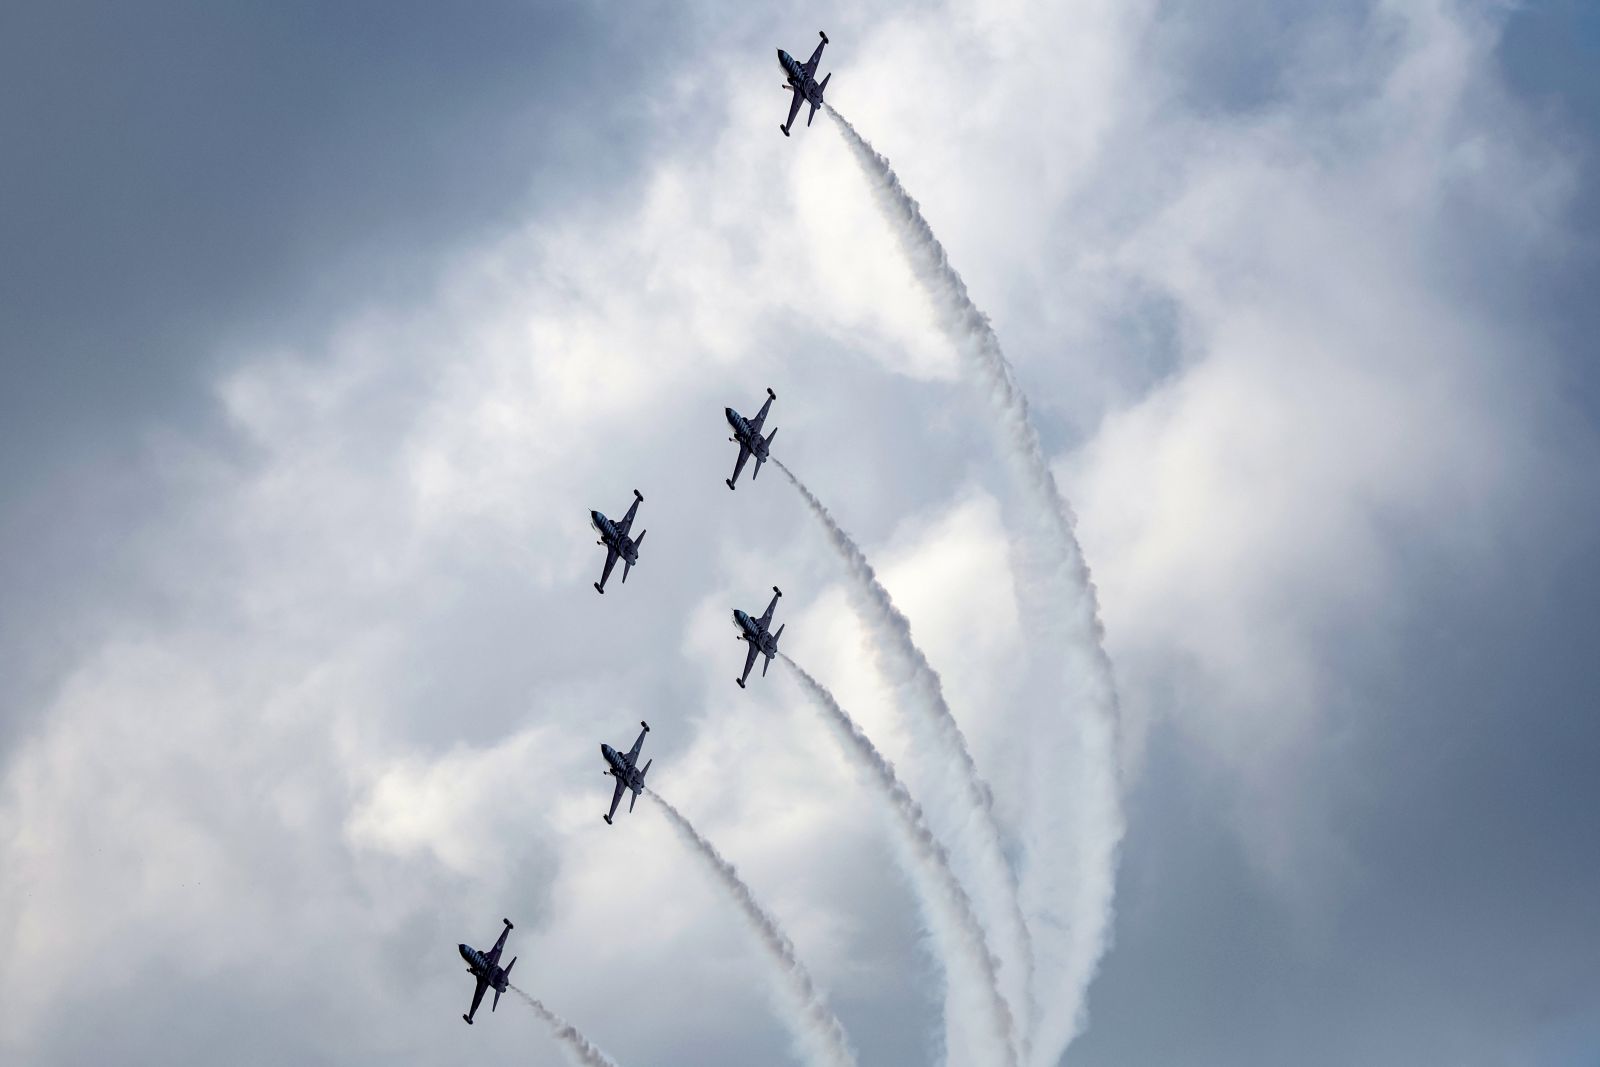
[[2, 1, 1598, 1065]]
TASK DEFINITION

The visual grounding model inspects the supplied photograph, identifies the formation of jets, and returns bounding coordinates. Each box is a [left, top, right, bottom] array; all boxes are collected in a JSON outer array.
[[461, 28, 834, 1028]]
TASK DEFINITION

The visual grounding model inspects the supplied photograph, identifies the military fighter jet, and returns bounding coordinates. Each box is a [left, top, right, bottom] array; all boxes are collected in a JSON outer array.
[[458, 918, 516, 1025], [734, 586, 786, 688], [778, 31, 831, 137], [725, 388, 778, 490], [601, 721, 652, 825], [590, 490, 646, 594]]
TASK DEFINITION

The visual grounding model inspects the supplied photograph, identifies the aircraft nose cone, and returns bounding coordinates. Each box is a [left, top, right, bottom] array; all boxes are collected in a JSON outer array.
[[458, 943, 471, 961]]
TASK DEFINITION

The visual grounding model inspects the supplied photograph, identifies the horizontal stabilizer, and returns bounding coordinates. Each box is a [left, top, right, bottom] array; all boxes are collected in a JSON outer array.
[[817, 72, 831, 100]]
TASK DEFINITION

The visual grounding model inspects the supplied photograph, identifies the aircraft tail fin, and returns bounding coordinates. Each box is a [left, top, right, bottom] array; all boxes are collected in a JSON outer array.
[[633, 529, 646, 553], [817, 72, 830, 100], [492, 986, 502, 1012], [807, 99, 820, 127], [753, 455, 765, 480], [637, 759, 652, 790], [622, 559, 631, 584], [503, 957, 516, 981]]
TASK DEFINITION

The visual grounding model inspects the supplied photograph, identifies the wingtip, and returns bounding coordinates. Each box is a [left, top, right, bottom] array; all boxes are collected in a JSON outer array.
[[726, 479, 736, 490], [767, 387, 776, 399], [593, 582, 604, 594], [633, 489, 643, 501]]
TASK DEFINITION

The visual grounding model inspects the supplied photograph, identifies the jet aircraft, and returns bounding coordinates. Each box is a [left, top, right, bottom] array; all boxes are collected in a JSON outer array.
[[590, 490, 646, 594], [725, 388, 778, 489], [601, 720, 652, 824], [458, 918, 516, 1025], [778, 31, 831, 136], [734, 586, 785, 688]]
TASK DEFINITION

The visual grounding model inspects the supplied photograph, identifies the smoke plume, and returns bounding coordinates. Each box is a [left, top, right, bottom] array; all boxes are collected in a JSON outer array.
[[827, 105, 1123, 1064], [774, 457, 1034, 1044], [783, 656, 1018, 1067], [510, 987, 621, 1067], [647, 790, 858, 1067]]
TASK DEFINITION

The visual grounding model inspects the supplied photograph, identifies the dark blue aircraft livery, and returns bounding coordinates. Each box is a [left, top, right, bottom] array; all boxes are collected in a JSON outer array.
[[601, 721, 652, 825], [734, 586, 786, 688], [590, 489, 646, 594], [458, 919, 515, 1025], [778, 31, 831, 136], [725, 387, 778, 489]]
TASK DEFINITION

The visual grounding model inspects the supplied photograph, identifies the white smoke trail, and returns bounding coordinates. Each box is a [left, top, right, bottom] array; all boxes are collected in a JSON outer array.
[[827, 105, 1123, 1064], [509, 987, 620, 1067], [783, 655, 1018, 1067], [647, 790, 858, 1067], [773, 456, 1034, 1046]]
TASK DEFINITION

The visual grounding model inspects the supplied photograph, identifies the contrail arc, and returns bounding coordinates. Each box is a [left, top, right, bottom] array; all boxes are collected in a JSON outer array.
[[783, 655, 1018, 1067], [648, 790, 858, 1067], [827, 105, 1124, 1065], [774, 456, 1034, 1047], [510, 987, 621, 1067]]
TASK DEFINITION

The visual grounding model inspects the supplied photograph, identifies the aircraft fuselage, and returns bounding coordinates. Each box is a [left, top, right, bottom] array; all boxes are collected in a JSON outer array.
[[778, 50, 824, 105], [458, 943, 508, 991], [725, 408, 769, 457], [591, 512, 638, 563], [601, 742, 645, 788], [734, 609, 778, 655]]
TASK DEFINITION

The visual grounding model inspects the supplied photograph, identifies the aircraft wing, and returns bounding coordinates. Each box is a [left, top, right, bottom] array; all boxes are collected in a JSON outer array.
[[749, 392, 774, 433], [783, 87, 803, 133], [488, 922, 511, 963], [738, 641, 760, 687], [758, 587, 781, 629], [466, 975, 488, 1023], [626, 722, 649, 764], [606, 775, 627, 822], [618, 502, 636, 535], [728, 443, 752, 487], [596, 545, 619, 592], [804, 36, 827, 76]]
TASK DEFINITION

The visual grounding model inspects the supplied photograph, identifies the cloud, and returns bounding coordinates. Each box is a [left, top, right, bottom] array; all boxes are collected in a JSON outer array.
[[3, 1, 1598, 1065]]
